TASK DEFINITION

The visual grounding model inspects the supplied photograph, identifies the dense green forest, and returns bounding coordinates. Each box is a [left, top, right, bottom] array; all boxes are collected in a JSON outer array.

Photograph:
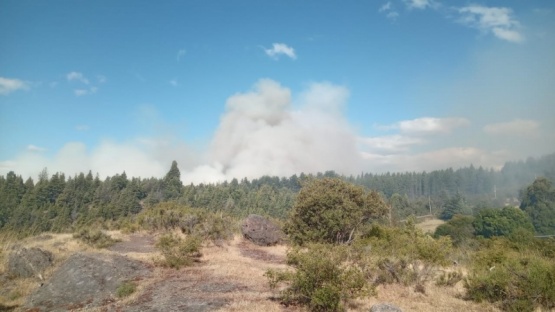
[[0, 153, 554, 236]]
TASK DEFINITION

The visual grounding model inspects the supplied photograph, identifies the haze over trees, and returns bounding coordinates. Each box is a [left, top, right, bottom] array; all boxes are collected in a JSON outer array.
[[0, 153, 553, 236]]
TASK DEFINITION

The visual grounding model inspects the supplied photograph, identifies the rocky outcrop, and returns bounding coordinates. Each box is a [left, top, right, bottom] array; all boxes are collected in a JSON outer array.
[[25, 252, 151, 311], [241, 214, 282, 246], [7, 247, 53, 278]]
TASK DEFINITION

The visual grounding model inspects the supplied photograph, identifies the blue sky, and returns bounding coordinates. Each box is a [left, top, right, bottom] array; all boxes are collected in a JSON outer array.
[[1, 0, 554, 183]]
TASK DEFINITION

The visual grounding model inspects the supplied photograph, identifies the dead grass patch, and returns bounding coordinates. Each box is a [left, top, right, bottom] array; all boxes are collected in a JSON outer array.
[[0, 232, 91, 308], [416, 218, 445, 234]]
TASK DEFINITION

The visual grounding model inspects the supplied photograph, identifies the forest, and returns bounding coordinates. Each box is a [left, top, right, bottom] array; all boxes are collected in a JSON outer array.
[[0, 152, 554, 237]]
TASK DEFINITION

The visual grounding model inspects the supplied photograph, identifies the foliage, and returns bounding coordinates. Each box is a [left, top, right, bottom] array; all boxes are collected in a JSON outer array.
[[1, 154, 554, 237], [356, 222, 452, 292], [435, 270, 463, 287], [73, 228, 120, 248], [265, 243, 373, 312], [284, 178, 389, 245], [136, 202, 234, 244], [162, 160, 183, 200], [473, 207, 534, 238], [440, 193, 471, 220], [465, 237, 555, 311], [434, 214, 475, 246], [116, 281, 137, 298], [520, 177, 555, 235], [155, 233, 202, 269]]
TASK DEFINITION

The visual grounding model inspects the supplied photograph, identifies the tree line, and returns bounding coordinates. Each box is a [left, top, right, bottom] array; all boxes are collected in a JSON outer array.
[[0, 153, 553, 236]]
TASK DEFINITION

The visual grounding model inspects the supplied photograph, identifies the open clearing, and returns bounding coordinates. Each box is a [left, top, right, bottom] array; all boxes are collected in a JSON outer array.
[[0, 231, 498, 312]]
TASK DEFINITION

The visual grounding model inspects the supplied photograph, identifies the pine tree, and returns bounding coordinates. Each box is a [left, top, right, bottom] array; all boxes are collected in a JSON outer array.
[[162, 161, 183, 200]]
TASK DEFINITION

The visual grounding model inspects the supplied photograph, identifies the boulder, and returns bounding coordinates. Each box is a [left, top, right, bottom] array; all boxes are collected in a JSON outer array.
[[241, 214, 282, 246], [370, 303, 403, 312], [25, 252, 151, 311], [7, 247, 53, 278]]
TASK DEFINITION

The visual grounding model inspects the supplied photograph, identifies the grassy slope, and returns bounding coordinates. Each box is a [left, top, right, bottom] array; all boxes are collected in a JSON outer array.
[[0, 231, 500, 312]]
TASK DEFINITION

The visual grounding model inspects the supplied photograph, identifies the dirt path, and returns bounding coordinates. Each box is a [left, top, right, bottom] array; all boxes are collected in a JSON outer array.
[[107, 235, 291, 312], [109, 233, 157, 254]]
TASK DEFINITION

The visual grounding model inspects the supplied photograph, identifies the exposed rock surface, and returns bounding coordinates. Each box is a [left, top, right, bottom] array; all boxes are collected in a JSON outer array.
[[241, 214, 282, 246], [25, 252, 151, 311], [370, 303, 403, 312], [126, 268, 247, 312], [7, 247, 53, 278]]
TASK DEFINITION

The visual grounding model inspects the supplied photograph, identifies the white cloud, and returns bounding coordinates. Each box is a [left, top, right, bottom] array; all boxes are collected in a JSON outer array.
[[26, 145, 46, 153], [492, 27, 524, 43], [381, 117, 470, 135], [74, 86, 97, 96], [359, 135, 423, 153], [404, 0, 432, 10], [379, 1, 399, 20], [379, 2, 392, 12], [387, 11, 400, 20], [0, 77, 30, 95], [177, 49, 186, 62], [264, 43, 297, 60], [66, 71, 89, 84], [169, 79, 178, 87], [458, 5, 524, 43], [484, 119, 540, 137]]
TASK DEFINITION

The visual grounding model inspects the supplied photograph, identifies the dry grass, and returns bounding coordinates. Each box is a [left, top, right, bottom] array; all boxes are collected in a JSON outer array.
[[0, 231, 92, 308], [352, 282, 499, 312], [417, 218, 445, 234], [201, 235, 291, 312], [1, 231, 503, 312]]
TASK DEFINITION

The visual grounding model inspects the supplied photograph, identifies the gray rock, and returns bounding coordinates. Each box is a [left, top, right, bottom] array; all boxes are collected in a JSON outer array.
[[7, 247, 53, 278], [25, 252, 151, 311], [370, 303, 403, 312], [241, 214, 282, 246]]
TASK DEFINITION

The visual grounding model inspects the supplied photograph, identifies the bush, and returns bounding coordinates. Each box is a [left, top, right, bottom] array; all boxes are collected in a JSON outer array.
[[436, 270, 463, 287], [356, 222, 452, 292], [434, 214, 475, 246], [155, 233, 202, 269], [116, 281, 137, 298], [284, 178, 388, 245], [136, 202, 234, 244], [465, 238, 555, 311], [265, 244, 373, 312], [73, 228, 120, 248], [473, 207, 534, 238]]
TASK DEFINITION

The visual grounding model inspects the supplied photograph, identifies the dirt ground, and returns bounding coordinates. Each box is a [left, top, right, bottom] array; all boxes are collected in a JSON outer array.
[[1, 231, 500, 312], [52, 233, 293, 312]]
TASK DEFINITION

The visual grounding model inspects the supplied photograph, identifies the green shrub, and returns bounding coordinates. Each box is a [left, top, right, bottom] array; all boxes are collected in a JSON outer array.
[[434, 214, 475, 246], [265, 243, 373, 312], [356, 223, 452, 292], [473, 207, 534, 238], [284, 178, 389, 245], [116, 281, 137, 298], [73, 228, 120, 248], [155, 233, 202, 269], [465, 238, 555, 311], [136, 202, 235, 244]]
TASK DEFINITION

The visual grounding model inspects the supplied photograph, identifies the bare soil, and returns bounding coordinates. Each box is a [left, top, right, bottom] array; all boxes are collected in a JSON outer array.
[[108, 233, 157, 254]]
